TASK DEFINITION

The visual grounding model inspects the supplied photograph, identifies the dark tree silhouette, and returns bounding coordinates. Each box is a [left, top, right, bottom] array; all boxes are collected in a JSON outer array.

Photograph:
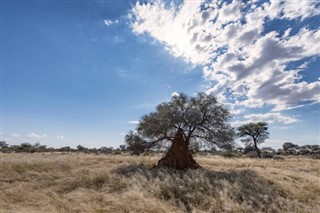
[[237, 122, 269, 158], [125, 92, 235, 169]]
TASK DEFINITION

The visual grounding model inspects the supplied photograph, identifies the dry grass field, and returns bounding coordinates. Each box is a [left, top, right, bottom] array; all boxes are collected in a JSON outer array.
[[1, 153, 320, 213]]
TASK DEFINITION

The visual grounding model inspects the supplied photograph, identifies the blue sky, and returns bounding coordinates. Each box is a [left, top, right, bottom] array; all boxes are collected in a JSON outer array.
[[1, 0, 319, 149]]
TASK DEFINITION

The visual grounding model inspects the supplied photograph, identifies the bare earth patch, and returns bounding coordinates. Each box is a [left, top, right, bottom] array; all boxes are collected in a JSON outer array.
[[1, 153, 319, 212]]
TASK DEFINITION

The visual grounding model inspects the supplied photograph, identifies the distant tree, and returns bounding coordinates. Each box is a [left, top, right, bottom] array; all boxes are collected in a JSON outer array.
[[299, 148, 311, 155], [189, 141, 200, 154], [32, 142, 41, 149], [125, 92, 235, 169], [261, 147, 276, 153], [282, 142, 299, 155], [0, 141, 8, 148], [59, 146, 71, 152], [100, 146, 113, 153], [20, 143, 32, 152], [77, 145, 87, 151], [125, 131, 146, 155], [276, 148, 285, 155], [119, 145, 127, 152], [234, 147, 244, 154], [237, 122, 269, 158]]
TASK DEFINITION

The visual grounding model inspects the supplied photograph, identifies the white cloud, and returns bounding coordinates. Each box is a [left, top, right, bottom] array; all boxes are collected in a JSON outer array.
[[104, 19, 119, 26], [171, 92, 180, 97], [129, 0, 320, 112], [56, 135, 64, 140], [243, 113, 298, 124], [129, 120, 139, 124], [231, 112, 297, 127], [27, 132, 47, 140]]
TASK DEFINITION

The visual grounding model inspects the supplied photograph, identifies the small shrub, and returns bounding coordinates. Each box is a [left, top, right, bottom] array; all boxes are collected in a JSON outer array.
[[299, 148, 311, 155], [262, 152, 274, 159], [245, 150, 259, 158], [113, 150, 122, 155], [221, 151, 239, 158]]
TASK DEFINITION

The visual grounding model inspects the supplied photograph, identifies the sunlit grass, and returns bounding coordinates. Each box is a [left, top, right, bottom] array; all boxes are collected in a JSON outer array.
[[1, 153, 319, 212]]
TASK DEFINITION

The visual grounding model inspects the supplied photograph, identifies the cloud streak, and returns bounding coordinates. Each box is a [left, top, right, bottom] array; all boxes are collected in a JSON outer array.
[[129, 120, 139, 124], [27, 132, 47, 140]]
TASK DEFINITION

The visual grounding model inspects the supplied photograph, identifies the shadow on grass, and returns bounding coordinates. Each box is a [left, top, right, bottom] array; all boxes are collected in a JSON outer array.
[[114, 163, 288, 213]]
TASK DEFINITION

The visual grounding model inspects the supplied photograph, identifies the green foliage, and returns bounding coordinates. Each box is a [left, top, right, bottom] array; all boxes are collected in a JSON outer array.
[[125, 131, 146, 155], [189, 141, 200, 153], [299, 148, 311, 155], [237, 122, 269, 144], [243, 145, 256, 154], [119, 145, 126, 151], [276, 149, 286, 155], [222, 151, 239, 158], [283, 142, 299, 155], [77, 145, 87, 151], [125, 92, 235, 152], [0, 141, 8, 148], [20, 143, 32, 151], [237, 122, 269, 158], [261, 152, 274, 158]]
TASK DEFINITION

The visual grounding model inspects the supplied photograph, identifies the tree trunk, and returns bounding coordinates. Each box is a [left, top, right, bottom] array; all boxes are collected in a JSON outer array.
[[157, 130, 201, 170], [253, 139, 261, 158]]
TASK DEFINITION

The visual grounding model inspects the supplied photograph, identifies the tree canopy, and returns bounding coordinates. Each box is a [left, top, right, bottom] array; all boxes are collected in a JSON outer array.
[[237, 122, 269, 158], [130, 92, 235, 150]]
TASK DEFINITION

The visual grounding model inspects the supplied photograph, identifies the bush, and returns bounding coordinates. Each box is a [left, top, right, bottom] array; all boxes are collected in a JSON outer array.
[[262, 152, 274, 159], [245, 150, 259, 158], [299, 148, 311, 155], [276, 149, 286, 155], [314, 149, 320, 154], [243, 145, 256, 154], [221, 151, 239, 158], [113, 150, 122, 155], [313, 150, 320, 159]]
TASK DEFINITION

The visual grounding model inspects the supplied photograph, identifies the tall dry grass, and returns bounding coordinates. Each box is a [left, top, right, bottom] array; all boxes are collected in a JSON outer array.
[[1, 153, 319, 212]]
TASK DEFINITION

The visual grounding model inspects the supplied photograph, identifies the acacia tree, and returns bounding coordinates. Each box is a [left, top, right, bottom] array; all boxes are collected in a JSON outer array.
[[125, 92, 235, 169], [237, 122, 269, 158]]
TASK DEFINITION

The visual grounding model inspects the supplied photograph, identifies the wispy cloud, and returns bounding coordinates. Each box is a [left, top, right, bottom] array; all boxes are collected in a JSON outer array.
[[26, 132, 47, 140], [104, 19, 119, 26], [231, 112, 298, 127], [128, 120, 139, 124]]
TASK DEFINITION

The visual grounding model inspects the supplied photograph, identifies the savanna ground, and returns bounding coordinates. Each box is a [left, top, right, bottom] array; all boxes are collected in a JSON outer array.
[[1, 153, 319, 213]]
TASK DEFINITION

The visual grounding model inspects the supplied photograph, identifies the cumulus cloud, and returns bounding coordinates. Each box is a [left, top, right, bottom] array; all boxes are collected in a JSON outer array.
[[171, 92, 180, 97], [27, 132, 47, 140], [129, 0, 320, 114], [129, 120, 139, 124]]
